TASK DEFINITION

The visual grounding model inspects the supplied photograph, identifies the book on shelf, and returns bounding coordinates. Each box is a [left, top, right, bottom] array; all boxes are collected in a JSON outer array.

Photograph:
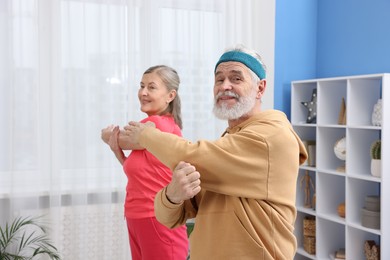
[[302, 140, 316, 167], [329, 253, 345, 260], [336, 248, 345, 258]]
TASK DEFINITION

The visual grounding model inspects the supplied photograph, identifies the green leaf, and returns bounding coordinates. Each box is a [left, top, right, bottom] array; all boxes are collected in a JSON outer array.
[[0, 215, 61, 260]]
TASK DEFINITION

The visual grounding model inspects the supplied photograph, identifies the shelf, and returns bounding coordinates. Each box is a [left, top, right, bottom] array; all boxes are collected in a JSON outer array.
[[291, 73, 389, 260]]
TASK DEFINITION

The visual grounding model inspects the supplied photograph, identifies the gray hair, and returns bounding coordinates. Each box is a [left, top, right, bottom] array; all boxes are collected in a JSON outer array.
[[143, 65, 183, 129], [224, 44, 267, 84]]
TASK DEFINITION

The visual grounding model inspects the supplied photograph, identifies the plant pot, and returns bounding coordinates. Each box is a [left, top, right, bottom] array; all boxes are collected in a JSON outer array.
[[370, 159, 381, 177]]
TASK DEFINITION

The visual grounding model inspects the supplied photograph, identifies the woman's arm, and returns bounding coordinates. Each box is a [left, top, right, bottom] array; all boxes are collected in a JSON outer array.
[[107, 126, 126, 165]]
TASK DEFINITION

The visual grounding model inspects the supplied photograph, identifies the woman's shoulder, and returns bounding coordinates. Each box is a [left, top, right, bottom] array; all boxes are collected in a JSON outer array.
[[141, 115, 163, 123], [141, 115, 181, 136], [141, 115, 172, 125]]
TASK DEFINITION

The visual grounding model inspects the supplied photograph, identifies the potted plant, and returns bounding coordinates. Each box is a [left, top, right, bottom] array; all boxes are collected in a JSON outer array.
[[370, 140, 381, 177], [0, 215, 61, 260]]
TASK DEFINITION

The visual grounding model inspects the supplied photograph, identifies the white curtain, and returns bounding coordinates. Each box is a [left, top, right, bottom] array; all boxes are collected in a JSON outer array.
[[0, 0, 274, 259]]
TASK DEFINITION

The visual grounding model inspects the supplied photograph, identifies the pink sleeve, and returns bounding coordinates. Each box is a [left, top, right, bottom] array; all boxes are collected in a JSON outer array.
[[141, 115, 181, 136]]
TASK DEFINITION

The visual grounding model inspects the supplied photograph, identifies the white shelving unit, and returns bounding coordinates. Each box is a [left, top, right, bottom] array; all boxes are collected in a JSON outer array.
[[291, 74, 390, 260]]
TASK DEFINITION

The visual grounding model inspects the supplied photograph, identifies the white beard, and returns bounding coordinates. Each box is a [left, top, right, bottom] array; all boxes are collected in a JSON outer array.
[[213, 89, 257, 120]]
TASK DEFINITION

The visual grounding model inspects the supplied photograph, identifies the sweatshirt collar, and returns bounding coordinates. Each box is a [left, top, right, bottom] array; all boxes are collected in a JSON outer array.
[[225, 110, 286, 134]]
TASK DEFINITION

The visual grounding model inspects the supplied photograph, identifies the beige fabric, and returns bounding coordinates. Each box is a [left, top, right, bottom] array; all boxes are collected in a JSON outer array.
[[143, 110, 307, 259]]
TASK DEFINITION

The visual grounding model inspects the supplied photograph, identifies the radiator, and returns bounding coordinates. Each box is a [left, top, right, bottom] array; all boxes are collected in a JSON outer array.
[[59, 203, 130, 260], [7, 192, 131, 259]]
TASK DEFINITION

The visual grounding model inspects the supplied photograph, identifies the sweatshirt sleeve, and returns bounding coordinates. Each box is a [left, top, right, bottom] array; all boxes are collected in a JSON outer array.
[[139, 126, 271, 199], [154, 187, 198, 228]]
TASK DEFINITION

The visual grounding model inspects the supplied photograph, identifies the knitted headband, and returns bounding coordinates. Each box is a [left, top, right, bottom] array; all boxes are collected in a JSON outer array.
[[214, 51, 266, 80]]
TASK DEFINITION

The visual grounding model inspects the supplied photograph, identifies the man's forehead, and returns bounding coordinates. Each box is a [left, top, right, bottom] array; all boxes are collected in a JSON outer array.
[[215, 62, 249, 74]]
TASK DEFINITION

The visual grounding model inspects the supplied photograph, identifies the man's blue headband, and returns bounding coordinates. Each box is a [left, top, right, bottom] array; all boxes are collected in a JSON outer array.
[[214, 51, 266, 80]]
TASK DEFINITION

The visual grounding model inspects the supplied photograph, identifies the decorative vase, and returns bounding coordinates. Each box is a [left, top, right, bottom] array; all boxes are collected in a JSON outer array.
[[338, 202, 346, 218], [371, 99, 382, 126], [334, 137, 346, 172], [370, 159, 381, 177]]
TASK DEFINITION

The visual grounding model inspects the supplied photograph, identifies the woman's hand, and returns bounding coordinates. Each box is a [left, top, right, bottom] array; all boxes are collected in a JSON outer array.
[[108, 125, 121, 152], [101, 124, 116, 144]]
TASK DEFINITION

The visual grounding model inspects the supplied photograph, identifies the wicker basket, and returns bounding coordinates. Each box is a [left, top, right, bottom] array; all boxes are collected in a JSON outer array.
[[303, 235, 316, 254], [303, 216, 316, 237], [365, 240, 380, 260]]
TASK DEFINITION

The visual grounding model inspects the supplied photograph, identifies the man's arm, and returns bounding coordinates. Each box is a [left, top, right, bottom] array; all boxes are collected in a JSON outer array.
[[154, 162, 201, 228], [101, 125, 143, 150], [124, 121, 271, 198], [125, 118, 307, 201], [165, 161, 201, 204]]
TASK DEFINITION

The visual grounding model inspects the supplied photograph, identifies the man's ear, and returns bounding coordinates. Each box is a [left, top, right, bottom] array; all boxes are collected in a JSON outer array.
[[256, 79, 266, 99]]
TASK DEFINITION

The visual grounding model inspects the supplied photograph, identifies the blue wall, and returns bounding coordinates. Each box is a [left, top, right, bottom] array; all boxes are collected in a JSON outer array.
[[317, 0, 390, 78], [275, 0, 390, 117], [274, 0, 317, 117]]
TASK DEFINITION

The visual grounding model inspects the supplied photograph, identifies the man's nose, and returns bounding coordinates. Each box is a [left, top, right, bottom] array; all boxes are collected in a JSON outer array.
[[220, 79, 233, 90]]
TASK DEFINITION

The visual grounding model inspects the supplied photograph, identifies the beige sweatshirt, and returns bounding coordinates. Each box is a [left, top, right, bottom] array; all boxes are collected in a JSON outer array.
[[140, 110, 307, 260]]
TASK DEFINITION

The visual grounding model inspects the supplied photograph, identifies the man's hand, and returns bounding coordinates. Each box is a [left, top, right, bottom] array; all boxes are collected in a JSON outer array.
[[124, 121, 156, 144], [166, 161, 201, 204]]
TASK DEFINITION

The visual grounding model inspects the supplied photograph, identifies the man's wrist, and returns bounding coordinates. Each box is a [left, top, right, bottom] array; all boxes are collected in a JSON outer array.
[[165, 187, 183, 205]]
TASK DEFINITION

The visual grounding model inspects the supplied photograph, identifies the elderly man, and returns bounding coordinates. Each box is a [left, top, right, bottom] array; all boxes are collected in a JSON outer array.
[[124, 45, 307, 259]]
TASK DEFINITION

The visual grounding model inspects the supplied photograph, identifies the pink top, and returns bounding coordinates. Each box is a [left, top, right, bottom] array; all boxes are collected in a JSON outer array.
[[123, 115, 181, 218]]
